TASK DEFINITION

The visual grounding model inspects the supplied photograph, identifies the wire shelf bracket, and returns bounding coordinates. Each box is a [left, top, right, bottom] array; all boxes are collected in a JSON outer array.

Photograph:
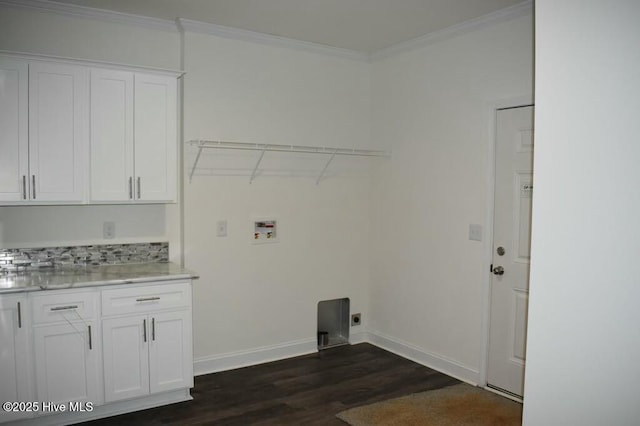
[[187, 140, 390, 184]]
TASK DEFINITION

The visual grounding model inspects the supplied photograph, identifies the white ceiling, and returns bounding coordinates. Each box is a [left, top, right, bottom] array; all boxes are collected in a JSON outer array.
[[49, 0, 524, 53]]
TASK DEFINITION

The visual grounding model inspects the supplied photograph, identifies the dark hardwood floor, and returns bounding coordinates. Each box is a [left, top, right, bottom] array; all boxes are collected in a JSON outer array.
[[83, 343, 460, 425]]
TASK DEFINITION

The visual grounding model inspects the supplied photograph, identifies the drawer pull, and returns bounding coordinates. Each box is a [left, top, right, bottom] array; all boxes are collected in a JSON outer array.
[[136, 297, 160, 302], [17, 302, 22, 328], [143, 319, 147, 343], [152, 317, 155, 341], [88, 325, 92, 350], [51, 305, 79, 311]]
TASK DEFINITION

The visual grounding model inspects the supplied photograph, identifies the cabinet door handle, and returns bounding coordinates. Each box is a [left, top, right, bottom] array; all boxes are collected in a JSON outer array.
[[143, 319, 147, 343], [136, 297, 160, 302], [129, 177, 133, 199], [50, 305, 78, 311], [17, 302, 22, 328], [22, 176, 27, 200], [137, 177, 141, 199], [88, 325, 92, 350], [152, 317, 155, 341], [32, 175, 36, 199]]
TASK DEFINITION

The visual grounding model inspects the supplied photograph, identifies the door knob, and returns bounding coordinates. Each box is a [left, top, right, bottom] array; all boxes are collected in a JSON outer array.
[[493, 266, 505, 276]]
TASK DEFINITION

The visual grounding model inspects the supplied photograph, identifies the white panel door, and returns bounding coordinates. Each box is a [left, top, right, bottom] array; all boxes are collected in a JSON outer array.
[[29, 62, 87, 202], [487, 106, 534, 397], [102, 315, 150, 402], [134, 73, 177, 202], [90, 68, 134, 202], [0, 295, 31, 422], [0, 58, 29, 202], [33, 321, 99, 404], [149, 310, 193, 394]]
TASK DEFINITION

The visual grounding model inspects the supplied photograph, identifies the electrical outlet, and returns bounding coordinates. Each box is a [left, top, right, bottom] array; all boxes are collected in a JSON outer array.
[[351, 313, 361, 326], [216, 220, 227, 237], [103, 222, 115, 239]]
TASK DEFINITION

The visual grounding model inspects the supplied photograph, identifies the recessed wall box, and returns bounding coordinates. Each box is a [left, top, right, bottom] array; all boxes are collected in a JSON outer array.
[[253, 219, 278, 244], [317, 298, 350, 349]]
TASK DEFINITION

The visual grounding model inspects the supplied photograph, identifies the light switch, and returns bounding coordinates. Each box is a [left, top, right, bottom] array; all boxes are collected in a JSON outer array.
[[469, 224, 482, 241], [217, 220, 227, 237]]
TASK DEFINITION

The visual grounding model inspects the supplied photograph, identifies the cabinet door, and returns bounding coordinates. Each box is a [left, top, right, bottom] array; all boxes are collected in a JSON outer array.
[[29, 62, 87, 202], [33, 321, 99, 404], [149, 310, 193, 394], [0, 295, 31, 422], [134, 73, 177, 202], [0, 58, 29, 202], [90, 69, 134, 202], [102, 315, 150, 402]]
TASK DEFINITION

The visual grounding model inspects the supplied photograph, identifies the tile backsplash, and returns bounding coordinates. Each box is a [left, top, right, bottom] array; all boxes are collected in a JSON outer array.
[[0, 242, 169, 272]]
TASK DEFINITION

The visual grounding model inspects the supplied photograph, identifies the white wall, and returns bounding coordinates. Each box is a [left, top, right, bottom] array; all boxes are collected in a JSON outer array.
[[523, 1, 640, 424], [182, 32, 373, 367], [369, 14, 534, 382], [0, 4, 180, 252]]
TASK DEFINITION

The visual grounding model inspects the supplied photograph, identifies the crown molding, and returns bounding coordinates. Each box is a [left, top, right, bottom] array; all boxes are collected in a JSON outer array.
[[176, 18, 370, 63], [0, 0, 178, 32], [370, 0, 533, 61], [0, 0, 532, 63], [0, 50, 184, 76]]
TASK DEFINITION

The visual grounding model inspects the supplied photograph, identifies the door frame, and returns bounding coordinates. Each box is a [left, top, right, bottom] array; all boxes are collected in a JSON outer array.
[[478, 95, 533, 394]]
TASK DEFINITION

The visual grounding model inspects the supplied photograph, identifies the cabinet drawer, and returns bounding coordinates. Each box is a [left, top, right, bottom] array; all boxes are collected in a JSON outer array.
[[101, 282, 191, 316], [31, 290, 96, 324]]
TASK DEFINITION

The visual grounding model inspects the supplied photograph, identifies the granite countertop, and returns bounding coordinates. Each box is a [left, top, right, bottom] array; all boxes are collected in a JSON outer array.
[[0, 262, 199, 294]]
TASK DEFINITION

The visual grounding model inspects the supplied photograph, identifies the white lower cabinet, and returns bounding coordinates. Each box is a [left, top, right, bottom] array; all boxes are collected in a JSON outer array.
[[148, 310, 193, 394], [0, 294, 31, 423], [103, 309, 192, 402], [0, 279, 193, 424], [101, 282, 193, 403], [102, 314, 149, 402], [31, 290, 101, 406], [32, 320, 100, 405]]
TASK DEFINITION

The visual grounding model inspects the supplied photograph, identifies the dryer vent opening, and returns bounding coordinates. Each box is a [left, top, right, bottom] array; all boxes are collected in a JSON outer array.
[[317, 298, 350, 350]]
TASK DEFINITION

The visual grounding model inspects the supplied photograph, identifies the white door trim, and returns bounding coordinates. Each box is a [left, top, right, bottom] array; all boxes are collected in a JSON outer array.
[[478, 95, 533, 388]]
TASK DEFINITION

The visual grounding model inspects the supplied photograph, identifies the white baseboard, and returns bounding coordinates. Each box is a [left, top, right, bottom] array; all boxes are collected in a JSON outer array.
[[194, 330, 369, 376], [194, 337, 318, 376], [365, 328, 480, 385], [348, 329, 368, 344], [194, 329, 479, 387]]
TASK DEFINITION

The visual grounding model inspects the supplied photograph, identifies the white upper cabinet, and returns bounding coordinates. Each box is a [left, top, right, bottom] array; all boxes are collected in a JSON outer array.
[[0, 59, 87, 204], [0, 53, 178, 206], [29, 62, 88, 203], [90, 69, 135, 202], [90, 70, 177, 203], [133, 73, 177, 203], [0, 58, 29, 202]]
